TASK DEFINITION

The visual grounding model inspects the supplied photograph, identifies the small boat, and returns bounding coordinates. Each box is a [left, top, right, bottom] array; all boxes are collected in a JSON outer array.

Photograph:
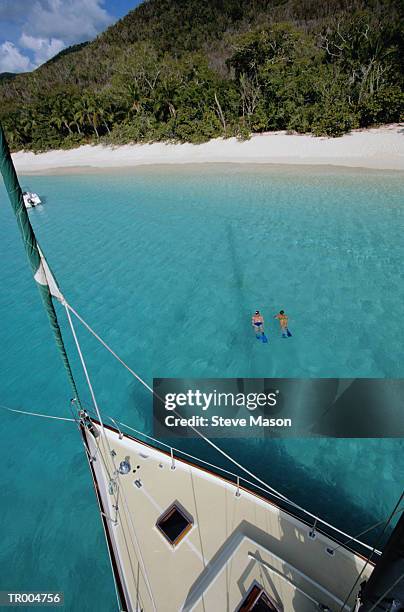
[[22, 191, 41, 208]]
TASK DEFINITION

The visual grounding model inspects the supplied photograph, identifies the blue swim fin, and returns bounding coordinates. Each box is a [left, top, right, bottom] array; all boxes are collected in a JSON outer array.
[[287, 329, 292, 337], [260, 333, 268, 343], [256, 333, 261, 339]]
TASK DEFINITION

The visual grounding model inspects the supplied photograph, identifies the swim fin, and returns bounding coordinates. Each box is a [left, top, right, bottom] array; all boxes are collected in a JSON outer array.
[[287, 329, 292, 337], [260, 333, 268, 343], [256, 333, 261, 340]]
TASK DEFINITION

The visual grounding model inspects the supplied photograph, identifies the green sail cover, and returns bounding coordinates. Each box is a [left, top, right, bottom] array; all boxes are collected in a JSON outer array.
[[0, 124, 82, 407]]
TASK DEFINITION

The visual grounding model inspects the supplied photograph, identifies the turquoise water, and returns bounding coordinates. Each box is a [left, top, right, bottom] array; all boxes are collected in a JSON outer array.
[[0, 164, 403, 610]]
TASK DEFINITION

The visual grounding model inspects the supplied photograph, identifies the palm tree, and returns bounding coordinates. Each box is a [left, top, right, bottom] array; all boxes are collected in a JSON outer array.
[[49, 95, 74, 135], [72, 99, 85, 135], [97, 95, 115, 135], [82, 94, 100, 138]]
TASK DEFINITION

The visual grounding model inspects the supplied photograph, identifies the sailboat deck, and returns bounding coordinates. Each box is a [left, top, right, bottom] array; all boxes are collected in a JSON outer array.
[[84, 424, 373, 612]]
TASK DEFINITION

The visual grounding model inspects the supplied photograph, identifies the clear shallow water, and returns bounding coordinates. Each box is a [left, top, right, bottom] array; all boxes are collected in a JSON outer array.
[[0, 165, 403, 610]]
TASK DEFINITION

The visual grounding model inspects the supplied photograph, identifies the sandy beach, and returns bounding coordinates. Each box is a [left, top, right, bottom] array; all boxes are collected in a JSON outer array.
[[12, 124, 404, 174]]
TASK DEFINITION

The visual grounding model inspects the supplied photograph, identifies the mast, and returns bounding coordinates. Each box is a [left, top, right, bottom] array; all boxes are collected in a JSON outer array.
[[358, 512, 404, 611], [0, 124, 82, 407]]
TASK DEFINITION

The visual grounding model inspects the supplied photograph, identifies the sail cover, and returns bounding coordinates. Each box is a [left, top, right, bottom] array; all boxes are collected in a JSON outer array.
[[0, 124, 81, 406]]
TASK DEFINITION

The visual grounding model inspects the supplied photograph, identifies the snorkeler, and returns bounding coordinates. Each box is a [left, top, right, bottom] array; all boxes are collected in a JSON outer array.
[[252, 311, 264, 333], [274, 310, 292, 338]]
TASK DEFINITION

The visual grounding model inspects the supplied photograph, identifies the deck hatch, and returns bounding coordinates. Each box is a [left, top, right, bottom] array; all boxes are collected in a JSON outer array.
[[239, 585, 278, 611], [156, 502, 192, 546]]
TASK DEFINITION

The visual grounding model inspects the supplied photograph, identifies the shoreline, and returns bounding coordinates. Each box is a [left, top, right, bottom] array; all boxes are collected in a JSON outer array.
[[18, 162, 404, 177], [11, 124, 404, 174]]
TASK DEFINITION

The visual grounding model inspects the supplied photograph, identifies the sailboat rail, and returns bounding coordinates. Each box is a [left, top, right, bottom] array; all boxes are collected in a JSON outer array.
[[101, 418, 382, 560]]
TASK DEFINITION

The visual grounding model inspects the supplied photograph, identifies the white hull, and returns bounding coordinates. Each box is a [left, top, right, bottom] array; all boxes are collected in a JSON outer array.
[[82, 420, 375, 612], [23, 192, 41, 208]]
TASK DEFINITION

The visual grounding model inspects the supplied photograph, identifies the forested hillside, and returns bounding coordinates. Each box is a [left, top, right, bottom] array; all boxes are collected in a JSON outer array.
[[0, 0, 403, 151]]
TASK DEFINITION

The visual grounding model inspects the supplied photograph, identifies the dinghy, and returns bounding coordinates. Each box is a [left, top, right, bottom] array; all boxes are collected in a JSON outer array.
[[22, 191, 41, 208]]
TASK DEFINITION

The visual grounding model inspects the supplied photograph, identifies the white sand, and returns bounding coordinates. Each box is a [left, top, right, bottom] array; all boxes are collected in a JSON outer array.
[[12, 124, 404, 173]]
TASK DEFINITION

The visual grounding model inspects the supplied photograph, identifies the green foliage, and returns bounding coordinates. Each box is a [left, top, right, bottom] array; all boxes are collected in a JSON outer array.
[[311, 102, 360, 137], [0, 0, 402, 150], [358, 86, 404, 125]]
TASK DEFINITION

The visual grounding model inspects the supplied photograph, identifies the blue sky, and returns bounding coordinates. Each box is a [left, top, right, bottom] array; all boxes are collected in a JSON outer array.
[[0, 0, 143, 73]]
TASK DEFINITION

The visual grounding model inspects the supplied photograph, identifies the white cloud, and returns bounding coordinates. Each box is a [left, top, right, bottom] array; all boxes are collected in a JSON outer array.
[[20, 33, 65, 66], [29, 0, 114, 42], [0, 41, 32, 73], [0, 1, 115, 72]]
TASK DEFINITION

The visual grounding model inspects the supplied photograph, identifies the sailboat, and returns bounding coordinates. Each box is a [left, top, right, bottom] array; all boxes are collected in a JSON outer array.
[[1, 124, 403, 612]]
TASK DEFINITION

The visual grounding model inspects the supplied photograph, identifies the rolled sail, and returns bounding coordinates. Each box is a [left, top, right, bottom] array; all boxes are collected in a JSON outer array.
[[0, 124, 81, 406]]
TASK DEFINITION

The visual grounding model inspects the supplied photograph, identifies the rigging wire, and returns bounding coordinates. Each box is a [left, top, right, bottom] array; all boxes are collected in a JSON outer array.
[[0, 404, 75, 422], [367, 571, 404, 612], [329, 507, 404, 554], [64, 303, 157, 612], [64, 304, 107, 437], [66, 303, 154, 395], [66, 302, 292, 504]]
